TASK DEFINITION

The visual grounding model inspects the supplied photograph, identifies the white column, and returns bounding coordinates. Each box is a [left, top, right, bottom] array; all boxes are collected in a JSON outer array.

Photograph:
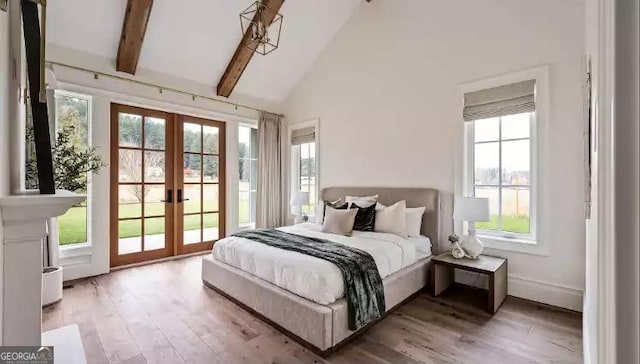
[[1, 190, 84, 345]]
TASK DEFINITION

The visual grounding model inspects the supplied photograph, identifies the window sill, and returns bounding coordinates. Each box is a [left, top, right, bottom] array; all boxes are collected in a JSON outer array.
[[238, 223, 256, 231], [59, 243, 92, 259], [478, 235, 549, 256], [293, 215, 316, 224]]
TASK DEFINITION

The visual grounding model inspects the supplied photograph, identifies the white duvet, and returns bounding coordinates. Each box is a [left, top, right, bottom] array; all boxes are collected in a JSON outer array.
[[212, 223, 432, 305]]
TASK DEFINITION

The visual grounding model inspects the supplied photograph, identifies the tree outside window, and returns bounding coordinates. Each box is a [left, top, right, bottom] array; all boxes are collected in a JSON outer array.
[[239, 126, 257, 228]]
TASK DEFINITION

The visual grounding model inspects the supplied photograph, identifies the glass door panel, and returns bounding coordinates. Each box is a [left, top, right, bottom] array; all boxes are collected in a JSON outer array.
[[144, 217, 166, 251], [177, 115, 225, 254], [203, 213, 219, 241], [203, 184, 219, 211], [111, 104, 174, 267], [183, 214, 202, 244], [118, 219, 141, 255]]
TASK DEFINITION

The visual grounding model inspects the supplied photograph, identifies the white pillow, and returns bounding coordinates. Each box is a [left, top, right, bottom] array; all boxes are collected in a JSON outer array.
[[345, 194, 378, 208], [377, 202, 426, 237], [374, 200, 407, 238], [405, 206, 426, 237]]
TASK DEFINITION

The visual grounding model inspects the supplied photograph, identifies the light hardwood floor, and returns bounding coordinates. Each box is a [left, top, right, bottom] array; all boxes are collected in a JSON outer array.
[[43, 256, 583, 364]]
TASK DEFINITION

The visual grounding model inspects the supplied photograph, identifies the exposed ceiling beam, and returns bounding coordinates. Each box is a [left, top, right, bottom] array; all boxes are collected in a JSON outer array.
[[217, 0, 285, 98], [116, 0, 154, 74]]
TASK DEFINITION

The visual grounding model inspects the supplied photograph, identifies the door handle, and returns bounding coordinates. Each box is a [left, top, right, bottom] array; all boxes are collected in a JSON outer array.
[[177, 189, 190, 203], [161, 189, 173, 203]]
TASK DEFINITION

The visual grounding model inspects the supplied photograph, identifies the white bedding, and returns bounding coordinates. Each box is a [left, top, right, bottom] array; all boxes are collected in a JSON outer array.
[[212, 223, 432, 305]]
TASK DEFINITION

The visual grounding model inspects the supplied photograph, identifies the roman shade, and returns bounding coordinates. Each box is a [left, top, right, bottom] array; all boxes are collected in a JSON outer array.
[[463, 80, 536, 121], [291, 126, 315, 146]]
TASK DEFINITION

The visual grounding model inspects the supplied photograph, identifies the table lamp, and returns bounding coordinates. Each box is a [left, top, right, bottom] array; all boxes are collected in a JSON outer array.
[[290, 191, 310, 224], [453, 197, 490, 258]]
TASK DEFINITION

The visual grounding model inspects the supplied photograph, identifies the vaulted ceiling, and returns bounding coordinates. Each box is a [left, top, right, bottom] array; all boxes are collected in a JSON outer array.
[[46, 0, 363, 102]]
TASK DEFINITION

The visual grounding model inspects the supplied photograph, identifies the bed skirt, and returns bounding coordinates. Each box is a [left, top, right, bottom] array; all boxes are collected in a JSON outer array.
[[201, 254, 431, 356]]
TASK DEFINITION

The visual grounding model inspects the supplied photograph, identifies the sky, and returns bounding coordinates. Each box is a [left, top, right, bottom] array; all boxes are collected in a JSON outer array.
[[474, 112, 531, 174]]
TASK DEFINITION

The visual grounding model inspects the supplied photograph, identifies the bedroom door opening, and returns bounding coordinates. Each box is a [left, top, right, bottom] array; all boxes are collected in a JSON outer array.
[[110, 104, 226, 267]]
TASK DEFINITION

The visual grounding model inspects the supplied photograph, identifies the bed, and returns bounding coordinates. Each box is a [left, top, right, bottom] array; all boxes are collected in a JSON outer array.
[[201, 187, 446, 356]]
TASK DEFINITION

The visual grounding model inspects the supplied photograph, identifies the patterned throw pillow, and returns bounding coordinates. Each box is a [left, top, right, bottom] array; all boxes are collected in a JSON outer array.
[[350, 203, 377, 232]]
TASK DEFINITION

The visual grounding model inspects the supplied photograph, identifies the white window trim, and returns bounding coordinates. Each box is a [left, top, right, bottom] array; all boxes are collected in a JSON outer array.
[[53, 90, 94, 254], [288, 119, 320, 220], [455, 66, 550, 256], [58, 241, 92, 259], [238, 123, 258, 230]]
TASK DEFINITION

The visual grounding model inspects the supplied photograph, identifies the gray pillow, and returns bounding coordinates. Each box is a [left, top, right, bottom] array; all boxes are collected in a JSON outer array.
[[322, 206, 358, 236]]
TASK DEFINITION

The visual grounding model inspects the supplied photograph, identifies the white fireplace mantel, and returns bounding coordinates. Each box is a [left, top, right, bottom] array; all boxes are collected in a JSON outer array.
[[1, 190, 85, 346]]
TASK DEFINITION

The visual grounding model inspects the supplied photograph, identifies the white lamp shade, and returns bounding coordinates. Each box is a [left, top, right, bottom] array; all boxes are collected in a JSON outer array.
[[290, 191, 310, 208], [453, 197, 490, 222]]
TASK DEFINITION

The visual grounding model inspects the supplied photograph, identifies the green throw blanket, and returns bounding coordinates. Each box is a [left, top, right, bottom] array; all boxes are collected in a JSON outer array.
[[232, 229, 386, 330]]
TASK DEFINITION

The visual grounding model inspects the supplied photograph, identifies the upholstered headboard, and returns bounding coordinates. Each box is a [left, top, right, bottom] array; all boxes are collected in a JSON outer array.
[[320, 187, 448, 254]]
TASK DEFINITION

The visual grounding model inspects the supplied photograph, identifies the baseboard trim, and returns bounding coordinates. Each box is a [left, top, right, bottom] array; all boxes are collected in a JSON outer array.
[[109, 250, 211, 271], [455, 270, 583, 312], [508, 274, 583, 312], [62, 261, 109, 282]]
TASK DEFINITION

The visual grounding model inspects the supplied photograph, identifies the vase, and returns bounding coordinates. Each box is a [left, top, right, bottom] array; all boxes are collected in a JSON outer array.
[[42, 266, 63, 306], [461, 229, 484, 258]]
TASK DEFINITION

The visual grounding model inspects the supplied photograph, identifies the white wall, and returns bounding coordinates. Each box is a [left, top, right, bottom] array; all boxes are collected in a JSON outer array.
[[0, 5, 10, 346], [0, 0, 24, 344], [0, 8, 12, 196], [583, 0, 602, 361], [284, 0, 586, 310]]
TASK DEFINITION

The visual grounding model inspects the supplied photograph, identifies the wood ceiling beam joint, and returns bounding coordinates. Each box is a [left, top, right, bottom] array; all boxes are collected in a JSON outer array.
[[216, 0, 284, 98], [116, 0, 154, 75]]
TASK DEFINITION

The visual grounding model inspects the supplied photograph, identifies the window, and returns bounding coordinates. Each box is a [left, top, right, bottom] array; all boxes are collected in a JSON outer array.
[[467, 113, 534, 238], [295, 142, 316, 215], [24, 91, 92, 246], [238, 125, 258, 229], [463, 79, 536, 241], [290, 123, 318, 217], [56, 91, 91, 246]]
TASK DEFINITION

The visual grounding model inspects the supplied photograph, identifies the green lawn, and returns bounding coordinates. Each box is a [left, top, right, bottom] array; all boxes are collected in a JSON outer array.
[[59, 208, 529, 245], [57, 206, 89, 245], [58, 200, 250, 245], [475, 214, 530, 234], [238, 198, 250, 225]]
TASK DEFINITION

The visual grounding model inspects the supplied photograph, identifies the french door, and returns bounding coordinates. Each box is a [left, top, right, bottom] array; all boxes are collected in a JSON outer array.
[[176, 115, 226, 255], [110, 104, 226, 267]]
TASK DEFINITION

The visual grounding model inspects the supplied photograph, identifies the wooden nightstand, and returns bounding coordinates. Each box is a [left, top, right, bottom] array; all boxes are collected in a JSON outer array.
[[431, 253, 508, 314]]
